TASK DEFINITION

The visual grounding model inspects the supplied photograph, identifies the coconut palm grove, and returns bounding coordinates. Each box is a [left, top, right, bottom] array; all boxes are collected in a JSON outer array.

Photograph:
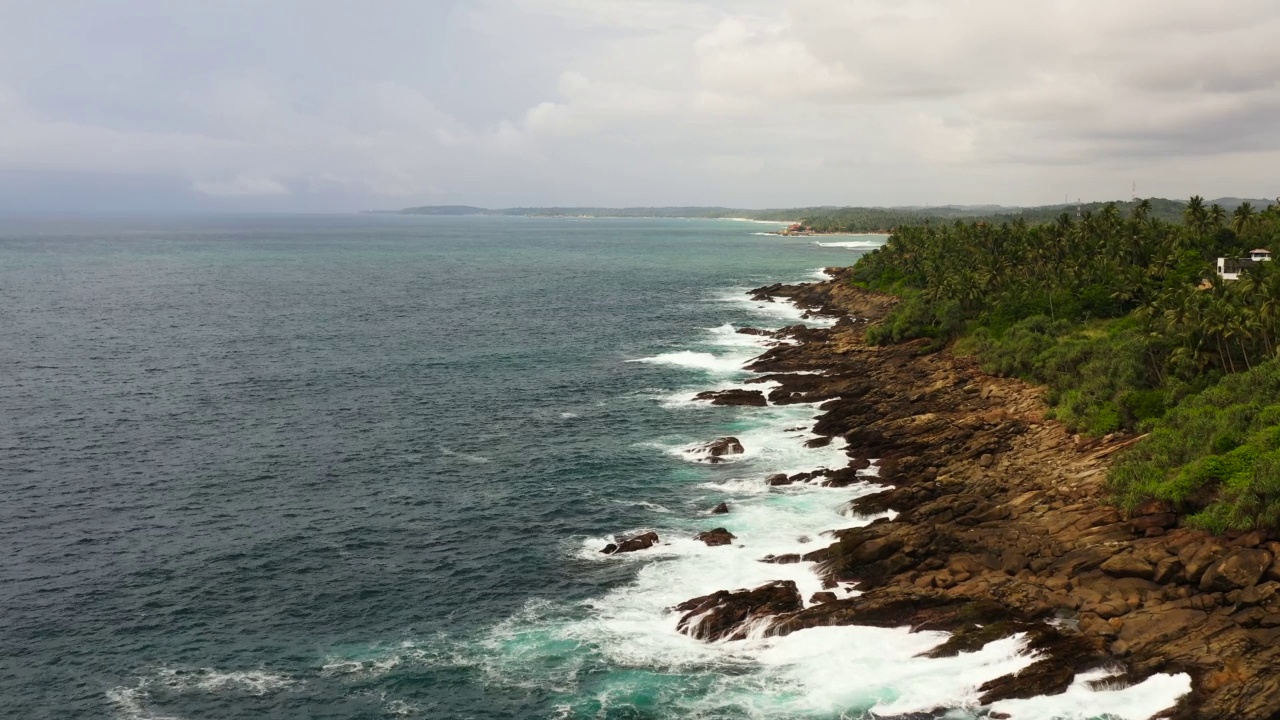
[[840, 197, 1280, 533]]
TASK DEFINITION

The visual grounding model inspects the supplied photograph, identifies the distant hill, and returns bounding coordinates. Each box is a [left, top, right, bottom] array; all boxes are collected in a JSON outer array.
[[387, 205, 489, 216], [382, 197, 1277, 233]]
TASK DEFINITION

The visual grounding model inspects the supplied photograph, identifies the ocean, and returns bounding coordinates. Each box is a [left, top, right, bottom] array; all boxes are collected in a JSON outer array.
[[0, 215, 1178, 719]]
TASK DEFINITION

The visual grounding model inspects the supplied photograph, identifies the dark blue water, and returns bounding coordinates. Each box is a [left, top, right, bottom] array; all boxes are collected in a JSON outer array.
[[0, 216, 875, 719]]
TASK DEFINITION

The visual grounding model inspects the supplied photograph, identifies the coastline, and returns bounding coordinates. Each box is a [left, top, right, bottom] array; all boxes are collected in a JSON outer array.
[[664, 268, 1280, 719]]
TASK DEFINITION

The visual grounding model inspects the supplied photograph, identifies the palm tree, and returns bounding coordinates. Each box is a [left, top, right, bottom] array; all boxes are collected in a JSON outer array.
[[1232, 202, 1258, 237], [1209, 203, 1227, 229]]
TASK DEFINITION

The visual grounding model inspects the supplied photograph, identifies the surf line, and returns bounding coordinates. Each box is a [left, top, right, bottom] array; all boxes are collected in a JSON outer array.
[[597, 274, 1190, 720]]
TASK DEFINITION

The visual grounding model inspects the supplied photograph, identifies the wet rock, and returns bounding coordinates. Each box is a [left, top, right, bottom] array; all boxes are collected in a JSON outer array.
[[696, 528, 737, 547], [736, 327, 772, 336], [760, 553, 802, 564], [674, 580, 803, 641], [809, 591, 838, 604], [805, 436, 833, 448], [1200, 549, 1273, 592], [696, 437, 744, 463], [766, 473, 794, 486], [710, 502, 730, 515], [602, 531, 659, 555], [694, 389, 768, 407]]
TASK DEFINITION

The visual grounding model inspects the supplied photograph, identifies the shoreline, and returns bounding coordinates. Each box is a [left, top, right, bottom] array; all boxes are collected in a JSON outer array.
[[665, 268, 1280, 719]]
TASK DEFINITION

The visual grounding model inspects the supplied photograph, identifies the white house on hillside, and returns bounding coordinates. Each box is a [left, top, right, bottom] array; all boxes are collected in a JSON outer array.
[[1217, 248, 1272, 280]]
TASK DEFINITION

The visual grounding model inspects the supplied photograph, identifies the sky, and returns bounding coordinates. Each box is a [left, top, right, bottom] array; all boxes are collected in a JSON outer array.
[[3, 0, 1280, 212]]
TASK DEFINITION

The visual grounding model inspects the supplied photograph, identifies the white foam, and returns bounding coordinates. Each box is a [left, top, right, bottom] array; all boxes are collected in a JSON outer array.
[[990, 668, 1192, 720], [105, 687, 185, 720], [813, 234, 887, 250], [705, 323, 774, 348], [809, 268, 834, 281], [628, 350, 753, 374], [107, 668, 295, 720], [559, 412, 580, 419], [709, 291, 837, 328], [654, 379, 780, 410]]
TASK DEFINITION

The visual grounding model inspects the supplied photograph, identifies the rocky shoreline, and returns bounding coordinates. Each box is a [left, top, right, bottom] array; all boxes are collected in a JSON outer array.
[[666, 268, 1280, 719]]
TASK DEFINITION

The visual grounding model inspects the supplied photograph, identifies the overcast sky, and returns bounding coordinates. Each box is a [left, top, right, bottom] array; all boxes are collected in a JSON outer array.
[[3, 0, 1279, 212]]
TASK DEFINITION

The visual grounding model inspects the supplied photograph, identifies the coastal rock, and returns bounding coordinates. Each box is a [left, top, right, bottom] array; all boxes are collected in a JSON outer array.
[[674, 580, 803, 641], [602, 531, 659, 555], [760, 553, 802, 564], [735, 327, 772, 336], [696, 528, 737, 547], [694, 389, 767, 407], [732, 276, 1280, 718], [809, 591, 838, 604], [1100, 552, 1156, 581], [766, 473, 794, 486], [695, 437, 744, 463], [1200, 549, 1272, 592], [710, 502, 730, 515]]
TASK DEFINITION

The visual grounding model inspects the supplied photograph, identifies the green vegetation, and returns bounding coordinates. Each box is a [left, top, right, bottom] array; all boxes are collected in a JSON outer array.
[[846, 196, 1280, 531]]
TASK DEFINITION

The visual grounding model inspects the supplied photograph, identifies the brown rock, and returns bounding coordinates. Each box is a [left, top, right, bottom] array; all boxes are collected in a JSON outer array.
[[1129, 513, 1177, 532], [760, 553, 802, 564], [1181, 543, 1226, 584], [809, 591, 838, 604], [696, 528, 737, 547], [603, 531, 660, 555], [766, 473, 794, 486], [697, 437, 745, 462], [1131, 499, 1173, 517], [1152, 557, 1183, 584], [710, 502, 730, 515], [694, 389, 768, 407], [1100, 553, 1155, 581], [1200, 549, 1273, 592], [674, 580, 803, 641]]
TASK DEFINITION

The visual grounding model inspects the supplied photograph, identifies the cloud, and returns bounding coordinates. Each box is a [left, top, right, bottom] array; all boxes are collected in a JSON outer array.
[[192, 175, 289, 197], [1, 0, 1279, 210]]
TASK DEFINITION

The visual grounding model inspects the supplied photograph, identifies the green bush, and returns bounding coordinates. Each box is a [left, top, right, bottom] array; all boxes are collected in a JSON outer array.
[[1109, 359, 1280, 531]]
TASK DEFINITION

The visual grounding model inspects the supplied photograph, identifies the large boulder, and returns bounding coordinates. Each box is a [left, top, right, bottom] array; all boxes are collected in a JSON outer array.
[[601, 531, 659, 555], [1100, 552, 1156, 581], [696, 528, 737, 547], [694, 389, 768, 407], [709, 502, 730, 515], [1200, 548, 1273, 592], [674, 580, 803, 641], [695, 437, 745, 463]]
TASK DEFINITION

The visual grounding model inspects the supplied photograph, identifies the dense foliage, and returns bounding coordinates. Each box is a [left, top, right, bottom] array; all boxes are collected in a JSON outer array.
[[847, 196, 1280, 531]]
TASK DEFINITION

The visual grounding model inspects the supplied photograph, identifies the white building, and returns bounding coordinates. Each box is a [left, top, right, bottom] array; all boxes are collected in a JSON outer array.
[[1217, 249, 1272, 281]]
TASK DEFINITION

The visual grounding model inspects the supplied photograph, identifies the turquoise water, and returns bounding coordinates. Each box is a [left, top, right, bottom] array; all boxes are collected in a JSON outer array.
[[0, 216, 1184, 719]]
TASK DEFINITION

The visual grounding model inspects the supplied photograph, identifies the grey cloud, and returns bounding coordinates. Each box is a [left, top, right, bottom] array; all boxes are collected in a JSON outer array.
[[0, 0, 1277, 212]]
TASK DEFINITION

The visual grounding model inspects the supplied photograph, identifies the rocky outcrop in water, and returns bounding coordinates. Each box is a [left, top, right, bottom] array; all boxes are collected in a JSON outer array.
[[695, 437, 744, 463], [695, 528, 736, 546], [694, 389, 768, 407], [602, 531, 659, 555], [666, 268, 1280, 719], [674, 580, 803, 641]]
